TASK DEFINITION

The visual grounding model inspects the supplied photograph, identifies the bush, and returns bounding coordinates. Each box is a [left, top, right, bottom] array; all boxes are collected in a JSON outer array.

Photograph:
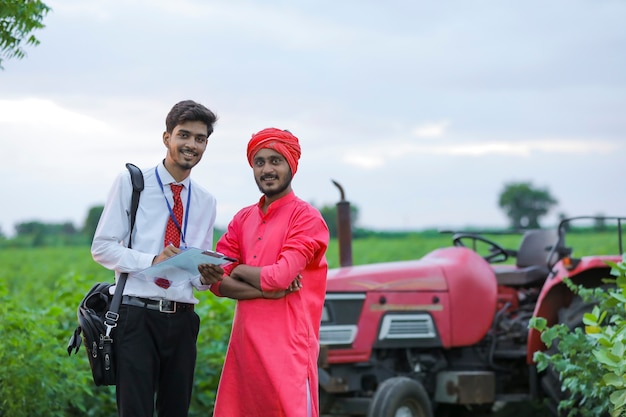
[[0, 279, 115, 417], [531, 255, 626, 417], [0, 254, 234, 417], [584, 257, 626, 417], [190, 293, 234, 417]]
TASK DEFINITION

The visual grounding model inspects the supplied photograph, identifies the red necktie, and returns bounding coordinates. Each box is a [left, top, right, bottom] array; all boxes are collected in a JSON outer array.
[[164, 184, 184, 248]]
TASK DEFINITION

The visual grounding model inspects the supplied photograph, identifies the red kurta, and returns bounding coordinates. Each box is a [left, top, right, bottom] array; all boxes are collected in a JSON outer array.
[[211, 192, 329, 417]]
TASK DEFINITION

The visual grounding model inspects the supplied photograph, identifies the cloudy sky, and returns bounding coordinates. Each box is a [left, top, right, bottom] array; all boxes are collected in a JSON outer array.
[[1, 0, 625, 237]]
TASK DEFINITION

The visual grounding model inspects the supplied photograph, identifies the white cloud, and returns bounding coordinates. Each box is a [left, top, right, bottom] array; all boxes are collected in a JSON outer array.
[[0, 98, 113, 134], [342, 154, 385, 169], [439, 139, 620, 157], [53, 0, 115, 20], [341, 138, 622, 168], [412, 121, 450, 138]]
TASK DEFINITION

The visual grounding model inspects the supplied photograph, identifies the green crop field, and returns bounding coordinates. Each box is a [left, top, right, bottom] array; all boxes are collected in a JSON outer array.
[[328, 229, 623, 268], [0, 229, 622, 416]]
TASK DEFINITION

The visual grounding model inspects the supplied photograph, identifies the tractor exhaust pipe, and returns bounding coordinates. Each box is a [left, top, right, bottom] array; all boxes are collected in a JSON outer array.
[[332, 180, 353, 267]]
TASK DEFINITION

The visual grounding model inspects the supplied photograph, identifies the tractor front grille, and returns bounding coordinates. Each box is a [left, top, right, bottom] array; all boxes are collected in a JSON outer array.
[[378, 313, 436, 340]]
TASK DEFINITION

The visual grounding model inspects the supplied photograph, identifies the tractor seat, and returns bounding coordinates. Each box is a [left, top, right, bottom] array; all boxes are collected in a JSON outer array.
[[493, 229, 558, 287]]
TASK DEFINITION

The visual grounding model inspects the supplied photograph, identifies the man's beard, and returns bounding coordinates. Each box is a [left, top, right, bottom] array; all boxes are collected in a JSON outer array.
[[175, 146, 201, 170], [176, 160, 197, 170], [257, 171, 292, 197]]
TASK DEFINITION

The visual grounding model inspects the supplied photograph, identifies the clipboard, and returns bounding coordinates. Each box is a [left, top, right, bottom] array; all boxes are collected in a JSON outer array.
[[135, 247, 237, 288]]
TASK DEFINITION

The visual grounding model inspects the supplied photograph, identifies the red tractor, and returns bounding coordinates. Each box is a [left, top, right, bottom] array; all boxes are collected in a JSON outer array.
[[318, 193, 624, 417]]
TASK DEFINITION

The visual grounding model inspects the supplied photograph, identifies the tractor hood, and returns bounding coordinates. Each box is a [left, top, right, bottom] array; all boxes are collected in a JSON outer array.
[[326, 259, 448, 292], [326, 247, 496, 296], [324, 246, 499, 348]]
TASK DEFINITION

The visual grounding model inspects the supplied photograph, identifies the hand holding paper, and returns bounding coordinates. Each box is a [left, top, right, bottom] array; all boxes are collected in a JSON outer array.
[[198, 263, 225, 286], [136, 248, 236, 288]]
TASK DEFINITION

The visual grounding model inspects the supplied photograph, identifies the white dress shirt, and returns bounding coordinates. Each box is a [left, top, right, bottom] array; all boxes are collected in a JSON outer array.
[[91, 162, 216, 303]]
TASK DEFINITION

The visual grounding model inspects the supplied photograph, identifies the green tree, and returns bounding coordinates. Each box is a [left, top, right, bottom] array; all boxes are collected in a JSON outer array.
[[83, 205, 104, 241], [498, 181, 558, 229], [319, 203, 359, 238], [15, 220, 45, 236], [14, 220, 81, 246], [0, 0, 51, 69]]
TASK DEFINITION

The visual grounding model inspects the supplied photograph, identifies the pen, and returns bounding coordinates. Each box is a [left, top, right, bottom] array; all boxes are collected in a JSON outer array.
[[168, 242, 187, 250]]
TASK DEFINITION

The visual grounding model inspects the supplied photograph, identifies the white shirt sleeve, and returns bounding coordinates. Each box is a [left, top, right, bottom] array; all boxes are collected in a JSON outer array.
[[91, 170, 154, 273]]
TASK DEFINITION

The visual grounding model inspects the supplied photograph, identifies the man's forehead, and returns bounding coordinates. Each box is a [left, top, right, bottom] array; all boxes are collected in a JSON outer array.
[[253, 148, 284, 159], [174, 121, 208, 135]]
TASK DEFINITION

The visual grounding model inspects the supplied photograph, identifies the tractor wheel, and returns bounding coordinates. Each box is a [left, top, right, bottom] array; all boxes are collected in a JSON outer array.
[[367, 377, 432, 417], [540, 294, 602, 417]]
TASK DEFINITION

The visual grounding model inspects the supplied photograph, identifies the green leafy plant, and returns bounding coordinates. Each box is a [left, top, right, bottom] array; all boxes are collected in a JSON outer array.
[[0, 280, 112, 417], [583, 256, 626, 417], [0, 0, 50, 68], [0, 248, 232, 417], [531, 255, 626, 417]]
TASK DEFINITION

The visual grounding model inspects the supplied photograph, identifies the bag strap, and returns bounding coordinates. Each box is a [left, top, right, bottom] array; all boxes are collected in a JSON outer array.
[[104, 163, 144, 336]]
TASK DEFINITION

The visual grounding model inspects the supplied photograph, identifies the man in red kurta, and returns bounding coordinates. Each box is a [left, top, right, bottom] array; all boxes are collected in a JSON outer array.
[[210, 128, 329, 417]]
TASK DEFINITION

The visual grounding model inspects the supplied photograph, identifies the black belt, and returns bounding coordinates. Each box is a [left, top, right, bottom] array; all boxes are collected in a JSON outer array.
[[121, 295, 194, 313]]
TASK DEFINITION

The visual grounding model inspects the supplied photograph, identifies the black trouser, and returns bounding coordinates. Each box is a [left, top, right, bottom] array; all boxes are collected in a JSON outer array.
[[114, 304, 200, 417]]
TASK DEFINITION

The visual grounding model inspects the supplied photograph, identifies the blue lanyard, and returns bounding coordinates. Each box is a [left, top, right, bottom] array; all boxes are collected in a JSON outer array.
[[155, 166, 191, 247]]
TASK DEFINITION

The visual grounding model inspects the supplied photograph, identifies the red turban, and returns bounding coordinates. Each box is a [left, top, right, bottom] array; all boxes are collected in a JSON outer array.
[[247, 128, 302, 176]]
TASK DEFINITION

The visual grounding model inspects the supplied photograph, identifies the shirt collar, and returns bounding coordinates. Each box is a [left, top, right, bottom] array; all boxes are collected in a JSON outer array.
[[258, 190, 296, 211], [157, 160, 191, 188]]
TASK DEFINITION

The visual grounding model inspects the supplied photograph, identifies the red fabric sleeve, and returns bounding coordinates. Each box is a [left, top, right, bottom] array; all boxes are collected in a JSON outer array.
[[260, 205, 329, 292]]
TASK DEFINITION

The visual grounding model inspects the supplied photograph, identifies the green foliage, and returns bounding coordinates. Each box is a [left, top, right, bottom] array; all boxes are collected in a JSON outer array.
[[498, 181, 558, 229], [583, 256, 626, 417], [10, 220, 91, 247], [0, 276, 116, 416], [0, 247, 231, 417], [0, 249, 118, 416], [0, 0, 50, 69], [531, 258, 626, 417], [191, 294, 235, 416], [326, 233, 453, 267], [330, 229, 615, 269], [531, 296, 611, 417], [83, 205, 104, 241]]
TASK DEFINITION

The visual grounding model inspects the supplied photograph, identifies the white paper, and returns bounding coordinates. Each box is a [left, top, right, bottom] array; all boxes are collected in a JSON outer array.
[[135, 247, 236, 287]]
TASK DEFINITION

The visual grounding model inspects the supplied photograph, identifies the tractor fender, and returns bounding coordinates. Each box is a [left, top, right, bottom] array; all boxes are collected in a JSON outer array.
[[526, 255, 620, 364]]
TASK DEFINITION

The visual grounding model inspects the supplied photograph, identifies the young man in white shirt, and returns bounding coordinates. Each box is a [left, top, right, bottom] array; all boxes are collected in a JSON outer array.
[[91, 100, 224, 417]]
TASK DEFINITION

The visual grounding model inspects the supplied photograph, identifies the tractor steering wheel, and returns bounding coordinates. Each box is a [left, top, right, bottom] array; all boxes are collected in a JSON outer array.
[[452, 233, 510, 263]]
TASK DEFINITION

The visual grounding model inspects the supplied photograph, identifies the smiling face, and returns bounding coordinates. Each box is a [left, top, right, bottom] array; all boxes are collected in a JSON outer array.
[[253, 148, 293, 204], [163, 120, 209, 181]]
